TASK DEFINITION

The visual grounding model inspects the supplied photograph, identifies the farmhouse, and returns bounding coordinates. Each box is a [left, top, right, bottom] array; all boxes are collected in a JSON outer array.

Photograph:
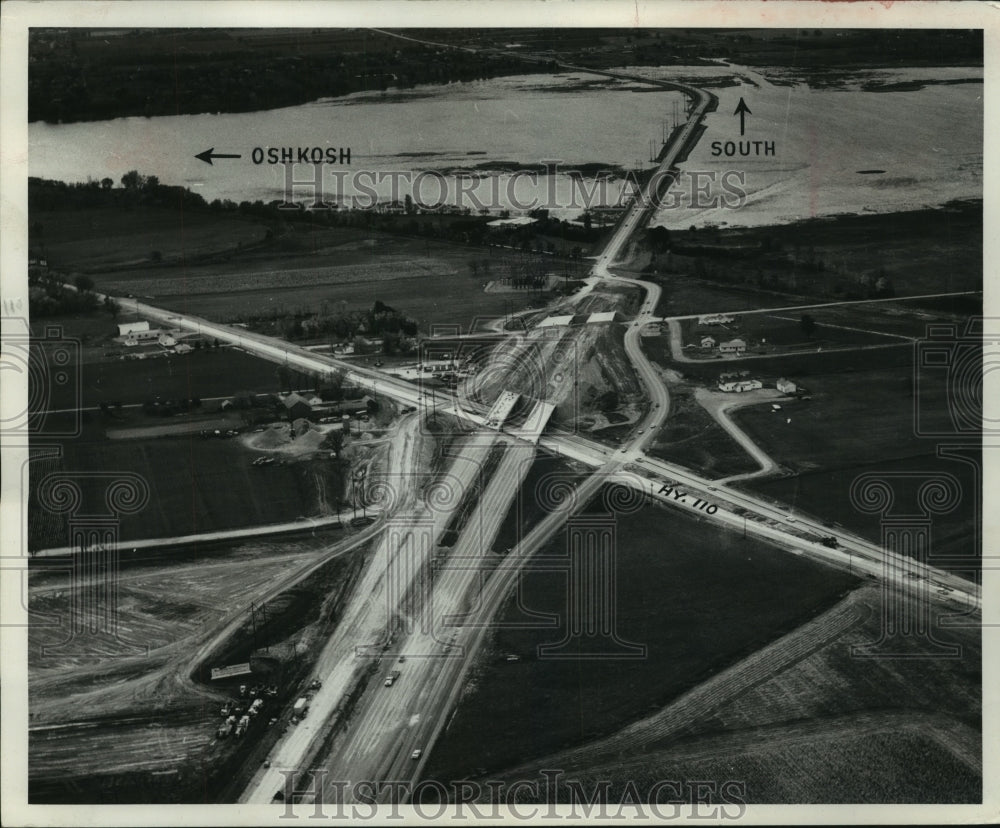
[[700, 335, 716, 349], [719, 338, 747, 356], [698, 314, 735, 326], [718, 378, 763, 393], [777, 377, 798, 394]]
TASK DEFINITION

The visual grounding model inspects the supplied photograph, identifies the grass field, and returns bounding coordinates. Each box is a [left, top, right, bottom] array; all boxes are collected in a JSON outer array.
[[425, 490, 859, 779], [646, 380, 758, 477], [729, 365, 979, 568], [644, 331, 916, 383], [677, 309, 906, 357]]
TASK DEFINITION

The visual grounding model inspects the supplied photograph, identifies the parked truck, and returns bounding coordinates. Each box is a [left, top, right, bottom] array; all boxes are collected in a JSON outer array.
[[384, 670, 401, 688], [292, 697, 309, 723]]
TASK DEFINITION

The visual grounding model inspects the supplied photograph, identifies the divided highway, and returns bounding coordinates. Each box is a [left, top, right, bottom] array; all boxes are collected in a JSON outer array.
[[91, 39, 981, 806]]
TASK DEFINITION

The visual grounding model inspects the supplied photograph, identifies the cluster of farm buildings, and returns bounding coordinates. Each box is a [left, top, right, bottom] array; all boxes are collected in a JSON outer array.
[[117, 320, 191, 352], [717, 372, 798, 394]]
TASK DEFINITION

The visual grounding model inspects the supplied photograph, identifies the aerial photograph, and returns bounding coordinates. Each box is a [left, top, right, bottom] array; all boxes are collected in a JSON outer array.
[[9, 12, 987, 821]]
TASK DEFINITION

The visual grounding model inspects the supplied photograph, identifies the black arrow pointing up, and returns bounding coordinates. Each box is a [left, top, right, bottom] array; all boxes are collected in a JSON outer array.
[[195, 148, 242, 165], [733, 98, 751, 136]]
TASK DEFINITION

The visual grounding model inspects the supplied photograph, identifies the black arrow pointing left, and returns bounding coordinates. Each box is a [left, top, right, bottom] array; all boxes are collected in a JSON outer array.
[[195, 148, 242, 165]]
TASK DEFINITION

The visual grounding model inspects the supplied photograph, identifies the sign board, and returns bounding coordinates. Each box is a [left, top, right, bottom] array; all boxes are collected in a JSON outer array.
[[210, 663, 252, 681]]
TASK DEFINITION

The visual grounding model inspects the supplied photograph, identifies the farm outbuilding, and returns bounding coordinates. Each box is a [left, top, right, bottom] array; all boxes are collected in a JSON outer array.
[[118, 321, 150, 337], [281, 393, 313, 421]]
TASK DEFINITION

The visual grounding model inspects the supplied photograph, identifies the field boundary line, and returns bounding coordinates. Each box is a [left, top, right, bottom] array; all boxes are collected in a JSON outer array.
[[492, 586, 873, 777]]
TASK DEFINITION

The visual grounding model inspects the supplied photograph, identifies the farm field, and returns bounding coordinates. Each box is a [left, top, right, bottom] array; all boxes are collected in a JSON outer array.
[[94, 227, 550, 331], [498, 721, 979, 806], [646, 203, 982, 319], [32, 208, 269, 271], [424, 489, 859, 780], [28, 419, 347, 550], [478, 583, 980, 804]]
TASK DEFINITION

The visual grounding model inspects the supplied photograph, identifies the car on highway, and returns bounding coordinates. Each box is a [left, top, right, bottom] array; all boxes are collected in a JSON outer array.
[[411, 749, 422, 760]]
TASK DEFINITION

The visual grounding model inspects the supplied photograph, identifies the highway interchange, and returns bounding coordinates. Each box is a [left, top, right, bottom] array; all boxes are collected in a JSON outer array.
[[96, 49, 981, 806]]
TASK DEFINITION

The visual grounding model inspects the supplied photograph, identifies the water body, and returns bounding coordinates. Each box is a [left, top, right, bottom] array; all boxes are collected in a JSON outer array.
[[631, 64, 983, 229], [28, 72, 685, 220], [28, 66, 981, 227]]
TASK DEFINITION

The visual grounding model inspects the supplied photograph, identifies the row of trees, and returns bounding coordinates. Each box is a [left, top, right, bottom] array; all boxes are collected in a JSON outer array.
[[246, 301, 419, 351], [29, 31, 541, 124]]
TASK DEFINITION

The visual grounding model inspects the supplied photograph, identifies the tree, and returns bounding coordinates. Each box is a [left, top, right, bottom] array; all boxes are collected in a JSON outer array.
[[121, 170, 144, 190], [800, 313, 817, 338], [74, 275, 94, 292], [100, 177, 114, 190], [325, 428, 344, 460]]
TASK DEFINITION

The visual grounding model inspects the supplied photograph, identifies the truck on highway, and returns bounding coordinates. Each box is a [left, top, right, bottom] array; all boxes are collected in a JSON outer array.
[[292, 697, 309, 723], [384, 670, 401, 687]]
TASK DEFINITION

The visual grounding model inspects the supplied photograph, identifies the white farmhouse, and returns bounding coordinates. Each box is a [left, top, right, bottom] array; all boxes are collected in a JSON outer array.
[[718, 378, 763, 393], [719, 338, 747, 356]]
